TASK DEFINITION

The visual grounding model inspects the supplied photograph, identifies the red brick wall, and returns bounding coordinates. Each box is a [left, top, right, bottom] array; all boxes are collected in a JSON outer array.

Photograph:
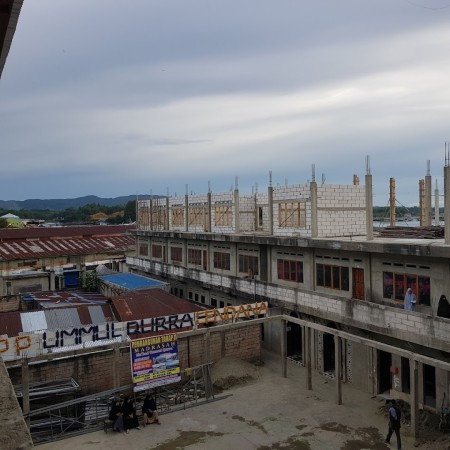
[[7, 324, 262, 395]]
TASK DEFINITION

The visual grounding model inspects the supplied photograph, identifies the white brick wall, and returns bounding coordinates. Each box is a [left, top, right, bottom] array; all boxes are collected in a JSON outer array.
[[137, 182, 367, 238]]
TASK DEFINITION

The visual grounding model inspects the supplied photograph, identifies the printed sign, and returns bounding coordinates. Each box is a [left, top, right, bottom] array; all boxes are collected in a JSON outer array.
[[130, 333, 181, 392], [0, 301, 268, 361]]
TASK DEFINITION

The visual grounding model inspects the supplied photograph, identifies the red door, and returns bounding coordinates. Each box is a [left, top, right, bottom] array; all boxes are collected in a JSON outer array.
[[352, 268, 365, 300]]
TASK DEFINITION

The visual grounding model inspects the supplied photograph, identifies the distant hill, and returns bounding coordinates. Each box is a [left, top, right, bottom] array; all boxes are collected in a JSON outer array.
[[0, 195, 161, 211]]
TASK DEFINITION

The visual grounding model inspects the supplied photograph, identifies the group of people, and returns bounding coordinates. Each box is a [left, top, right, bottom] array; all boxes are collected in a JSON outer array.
[[404, 287, 450, 318], [109, 394, 161, 433]]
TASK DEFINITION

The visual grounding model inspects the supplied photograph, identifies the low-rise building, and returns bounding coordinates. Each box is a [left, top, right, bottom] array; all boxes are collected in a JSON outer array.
[[0, 225, 135, 296]]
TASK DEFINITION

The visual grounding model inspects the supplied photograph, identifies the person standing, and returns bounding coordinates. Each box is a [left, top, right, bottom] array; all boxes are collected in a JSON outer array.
[[385, 399, 401, 450], [437, 294, 450, 318], [404, 288, 416, 311]]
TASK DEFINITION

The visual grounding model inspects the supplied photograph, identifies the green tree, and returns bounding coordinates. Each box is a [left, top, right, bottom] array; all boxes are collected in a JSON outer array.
[[0, 218, 8, 228], [124, 200, 136, 223], [81, 270, 100, 291]]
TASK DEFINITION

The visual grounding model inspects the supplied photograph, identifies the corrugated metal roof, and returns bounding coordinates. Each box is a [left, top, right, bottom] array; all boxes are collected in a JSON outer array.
[[0, 225, 135, 261], [111, 288, 204, 321], [0, 225, 134, 240], [24, 290, 109, 306], [86, 305, 108, 324], [0, 311, 23, 337], [20, 311, 47, 333], [100, 273, 167, 291], [44, 308, 82, 330]]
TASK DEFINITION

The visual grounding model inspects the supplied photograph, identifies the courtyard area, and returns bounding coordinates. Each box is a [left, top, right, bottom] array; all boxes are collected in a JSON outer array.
[[38, 351, 449, 450]]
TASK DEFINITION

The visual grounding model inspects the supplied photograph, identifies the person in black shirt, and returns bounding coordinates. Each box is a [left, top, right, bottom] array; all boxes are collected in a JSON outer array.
[[109, 398, 124, 432], [123, 396, 140, 433], [385, 399, 401, 450], [142, 394, 161, 425]]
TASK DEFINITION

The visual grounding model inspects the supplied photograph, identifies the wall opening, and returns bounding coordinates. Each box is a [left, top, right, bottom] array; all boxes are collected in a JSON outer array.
[[287, 312, 302, 362], [378, 350, 392, 395], [423, 364, 436, 408], [401, 357, 410, 394]]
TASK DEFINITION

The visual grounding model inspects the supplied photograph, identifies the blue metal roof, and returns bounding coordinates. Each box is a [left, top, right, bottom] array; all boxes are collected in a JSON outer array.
[[100, 273, 166, 291]]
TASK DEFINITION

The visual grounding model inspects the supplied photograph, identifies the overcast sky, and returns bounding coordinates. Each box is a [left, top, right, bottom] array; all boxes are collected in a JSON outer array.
[[2, 0, 450, 206]]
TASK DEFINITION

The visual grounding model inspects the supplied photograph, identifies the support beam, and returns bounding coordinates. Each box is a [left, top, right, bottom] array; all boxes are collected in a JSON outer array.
[[281, 319, 287, 378], [335, 336, 342, 405], [410, 359, 419, 441], [305, 326, 312, 390], [113, 345, 120, 388], [21, 358, 30, 428]]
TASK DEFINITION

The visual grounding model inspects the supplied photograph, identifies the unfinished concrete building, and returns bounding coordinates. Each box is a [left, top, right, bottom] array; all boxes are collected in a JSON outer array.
[[128, 169, 450, 416]]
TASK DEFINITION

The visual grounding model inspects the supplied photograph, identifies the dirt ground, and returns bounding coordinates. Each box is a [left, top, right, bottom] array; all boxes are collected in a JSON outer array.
[[38, 351, 450, 450]]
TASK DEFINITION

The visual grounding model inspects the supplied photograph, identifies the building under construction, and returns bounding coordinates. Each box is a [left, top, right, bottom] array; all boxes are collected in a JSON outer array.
[[128, 163, 450, 436]]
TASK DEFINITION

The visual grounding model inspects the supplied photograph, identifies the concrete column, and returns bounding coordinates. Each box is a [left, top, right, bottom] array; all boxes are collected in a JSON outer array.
[[113, 345, 120, 388], [305, 327, 312, 390], [366, 174, 374, 239], [389, 178, 396, 227], [268, 185, 274, 235], [310, 181, 318, 238], [207, 191, 212, 232], [165, 196, 170, 230], [234, 188, 240, 233], [185, 192, 189, 232], [445, 166, 450, 244], [410, 358, 419, 441], [281, 319, 287, 378], [419, 179, 425, 226], [435, 182, 439, 226], [149, 199, 153, 230], [425, 173, 432, 226], [22, 358, 30, 428], [204, 329, 211, 364], [335, 336, 342, 405], [49, 270, 56, 291]]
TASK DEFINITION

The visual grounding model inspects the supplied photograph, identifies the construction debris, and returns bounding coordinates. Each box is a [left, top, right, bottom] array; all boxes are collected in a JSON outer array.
[[377, 226, 444, 239]]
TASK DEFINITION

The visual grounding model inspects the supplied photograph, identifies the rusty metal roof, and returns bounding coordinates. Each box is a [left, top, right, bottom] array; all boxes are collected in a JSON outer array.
[[111, 288, 205, 321], [0, 225, 135, 261], [0, 303, 115, 337], [0, 225, 134, 239], [0, 311, 22, 337]]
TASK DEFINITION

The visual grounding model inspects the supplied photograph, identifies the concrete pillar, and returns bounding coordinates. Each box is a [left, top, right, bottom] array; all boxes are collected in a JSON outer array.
[[389, 178, 396, 227], [305, 327, 312, 390], [419, 179, 425, 226], [425, 173, 432, 226], [207, 191, 212, 232], [281, 319, 287, 378], [49, 270, 56, 291], [410, 359, 419, 441], [165, 196, 170, 230], [335, 336, 342, 405], [268, 185, 274, 235], [204, 329, 211, 364], [185, 191, 189, 232], [434, 181, 439, 226], [234, 188, 240, 233], [445, 165, 450, 244], [366, 174, 374, 240], [310, 181, 318, 238], [113, 345, 120, 388], [22, 358, 30, 428], [149, 199, 153, 230]]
